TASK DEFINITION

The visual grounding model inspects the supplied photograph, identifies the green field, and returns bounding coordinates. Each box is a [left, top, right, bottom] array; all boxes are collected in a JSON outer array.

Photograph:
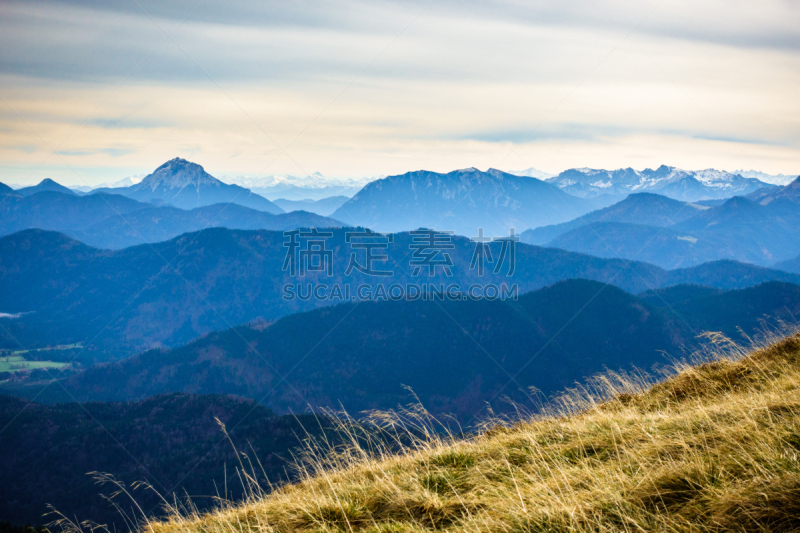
[[1, 343, 82, 356], [0, 355, 66, 373]]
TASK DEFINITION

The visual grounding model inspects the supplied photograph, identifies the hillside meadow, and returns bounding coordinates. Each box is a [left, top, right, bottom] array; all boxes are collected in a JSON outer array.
[[52, 329, 800, 533]]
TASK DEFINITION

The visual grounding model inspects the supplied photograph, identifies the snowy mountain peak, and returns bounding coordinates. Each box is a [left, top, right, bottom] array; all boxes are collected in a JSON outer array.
[[509, 167, 556, 180], [547, 165, 774, 202], [220, 171, 377, 193]]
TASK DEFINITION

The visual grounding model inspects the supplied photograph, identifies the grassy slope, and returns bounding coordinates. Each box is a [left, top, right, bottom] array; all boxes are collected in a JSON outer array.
[[132, 333, 800, 533]]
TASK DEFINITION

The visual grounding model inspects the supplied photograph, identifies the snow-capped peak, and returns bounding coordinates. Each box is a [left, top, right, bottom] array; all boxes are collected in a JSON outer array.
[[221, 172, 376, 190], [508, 167, 556, 180]]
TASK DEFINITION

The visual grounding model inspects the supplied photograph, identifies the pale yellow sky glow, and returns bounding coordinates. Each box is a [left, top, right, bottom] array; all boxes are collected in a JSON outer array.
[[0, 0, 798, 186]]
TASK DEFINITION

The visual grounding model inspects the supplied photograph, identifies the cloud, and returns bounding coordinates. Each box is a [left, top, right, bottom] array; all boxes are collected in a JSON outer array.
[[0, 0, 798, 184]]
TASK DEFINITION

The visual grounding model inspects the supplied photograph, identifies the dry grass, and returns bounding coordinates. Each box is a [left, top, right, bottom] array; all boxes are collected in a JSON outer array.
[[62, 331, 800, 533]]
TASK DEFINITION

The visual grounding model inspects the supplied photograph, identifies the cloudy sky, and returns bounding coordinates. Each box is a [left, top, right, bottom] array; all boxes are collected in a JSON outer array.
[[1, 0, 798, 186]]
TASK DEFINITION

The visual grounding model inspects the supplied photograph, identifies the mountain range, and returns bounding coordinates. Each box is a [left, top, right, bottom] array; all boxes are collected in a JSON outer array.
[[747, 173, 800, 205], [7, 162, 789, 236], [0, 187, 340, 249], [775, 254, 800, 273], [9, 163, 790, 208], [25, 280, 800, 421], [332, 168, 618, 236], [14, 178, 80, 197], [71, 174, 146, 192], [520, 177, 800, 268], [92, 158, 284, 213], [272, 195, 350, 216], [2, 227, 799, 360], [508, 167, 556, 180], [2, 157, 799, 530], [222, 172, 375, 201], [521, 193, 708, 245], [734, 169, 798, 185], [546, 165, 773, 201]]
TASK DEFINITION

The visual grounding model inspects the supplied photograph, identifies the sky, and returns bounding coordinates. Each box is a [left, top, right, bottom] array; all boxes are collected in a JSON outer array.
[[0, 0, 799, 187]]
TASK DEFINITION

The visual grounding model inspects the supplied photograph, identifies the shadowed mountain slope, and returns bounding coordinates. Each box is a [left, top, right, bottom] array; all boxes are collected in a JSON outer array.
[[36, 280, 800, 421], [273, 195, 350, 216], [520, 193, 706, 245], [3, 228, 799, 359], [0, 190, 338, 249], [775, 253, 800, 274], [528, 187, 800, 268], [0, 393, 339, 526]]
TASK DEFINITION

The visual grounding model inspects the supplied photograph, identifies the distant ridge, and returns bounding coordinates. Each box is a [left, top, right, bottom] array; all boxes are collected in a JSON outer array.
[[0, 188, 339, 249], [2, 227, 799, 357], [521, 193, 706, 245], [747, 175, 800, 205], [222, 171, 374, 201], [52, 280, 800, 419], [14, 178, 78, 197], [508, 167, 556, 180], [273, 195, 350, 216], [775, 253, 800, 274], [521, 185, 800, 268], [0, 181, 16, 195]]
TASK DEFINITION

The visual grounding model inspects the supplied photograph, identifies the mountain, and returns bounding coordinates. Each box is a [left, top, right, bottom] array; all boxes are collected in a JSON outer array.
[[637, 283, 724, 307], [664, 259, 800, 288], [93, 158, 284, 213], [0, 190, 339, 249], [0, 393, 339, 526], [521, 193, 707, 245], [529, 190, 800, 268], [14, 178, 79, 197], [0, 191, 150, 237], [694, 198, 727, 207], [3, 228, 798, 360], [97, 174, 146, 188], [508, 167, 556, 179], [249, 183, 365, 201], [71, 174, 147, 192], [45, 280, 800, 420], [332, 168, 618, 236], [273, 195, 350, 216], [774, 254, 800, 274], [223, 172, 375, 201], [0, 182, 16, 196], [75, 204, 342, 249], [735, 169, 798, 185], [547, 222, 721, 268], [547, 165, 773, 201], [639, 281, 800, 333], [746, 175, 800, 205], [671, 195, 800, 264]]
